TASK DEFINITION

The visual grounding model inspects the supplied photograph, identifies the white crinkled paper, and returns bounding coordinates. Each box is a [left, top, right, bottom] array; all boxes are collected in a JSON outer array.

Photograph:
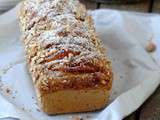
[[0, 6, 160, 120], [0, 0, 20, 11]]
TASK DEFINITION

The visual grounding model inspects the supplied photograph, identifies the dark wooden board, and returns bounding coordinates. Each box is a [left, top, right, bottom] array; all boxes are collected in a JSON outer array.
[[100, 1, 149, 12], [80, 0, 97, 9], [153, 0, 160, 13], [139, 86, 160, 120]]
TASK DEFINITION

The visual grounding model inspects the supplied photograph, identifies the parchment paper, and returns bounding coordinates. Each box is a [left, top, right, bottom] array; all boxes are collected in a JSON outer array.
[[0, 0, 20, 11], [0, 6, 160, 120]]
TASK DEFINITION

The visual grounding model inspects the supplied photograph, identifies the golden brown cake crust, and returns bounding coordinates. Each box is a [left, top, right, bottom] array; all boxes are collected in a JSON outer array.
[[39, 89, 110, 114], [18, 0, 113, 95]]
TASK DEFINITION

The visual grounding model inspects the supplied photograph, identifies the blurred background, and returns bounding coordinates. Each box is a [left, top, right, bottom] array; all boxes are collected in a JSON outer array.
[[0, 0, 159, 14], [80, 0, 160, 13]]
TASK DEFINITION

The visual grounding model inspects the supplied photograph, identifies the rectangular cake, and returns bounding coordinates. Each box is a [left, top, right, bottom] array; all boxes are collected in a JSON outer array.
[[18, 0, 113, 114]]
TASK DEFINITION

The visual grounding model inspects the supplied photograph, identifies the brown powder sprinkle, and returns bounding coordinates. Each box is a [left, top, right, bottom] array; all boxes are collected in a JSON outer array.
[[73, 116, 83, 120], [6, 88, 11, 94], [14, 90, 18, 94], [113, 58, 116, 62], [35, 102, 38, 106], [120, 75, 123, 79], [12, 96, 15, 99], [36, 108, 41, 112], [86, 115, 91, 118]]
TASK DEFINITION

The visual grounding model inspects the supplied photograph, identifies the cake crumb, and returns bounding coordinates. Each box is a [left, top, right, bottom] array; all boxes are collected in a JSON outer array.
[[6, 88, 11, 94], [113, 58, 116, 61], [35, 102, 38, 105], [73, 116, 83, 120], [22, 107, 25, 111], [12, 96, 15, 99], [86, 115, 91, 118], [145, 40, 156, 52], [36, 108, 40, 112], [120, 75, 123, 79]]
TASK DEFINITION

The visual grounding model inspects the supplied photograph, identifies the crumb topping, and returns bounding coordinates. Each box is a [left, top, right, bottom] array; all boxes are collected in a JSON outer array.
[[18, 0, 113, 94]]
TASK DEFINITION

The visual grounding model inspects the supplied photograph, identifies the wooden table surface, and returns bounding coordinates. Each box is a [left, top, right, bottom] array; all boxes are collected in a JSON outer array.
[[80, 0, 160, 120]]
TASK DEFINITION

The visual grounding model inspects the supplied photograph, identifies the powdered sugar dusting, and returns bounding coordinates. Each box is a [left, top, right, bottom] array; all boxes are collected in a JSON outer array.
[[18, 0, 112, 91], [20, 0, 105, 68]]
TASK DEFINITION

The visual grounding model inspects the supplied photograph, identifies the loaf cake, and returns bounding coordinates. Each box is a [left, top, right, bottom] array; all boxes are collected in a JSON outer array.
[[18, 0, 113, 114]]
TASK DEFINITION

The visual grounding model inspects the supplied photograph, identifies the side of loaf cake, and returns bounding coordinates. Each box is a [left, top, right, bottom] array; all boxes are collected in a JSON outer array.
[[18, 0, 113, 114]]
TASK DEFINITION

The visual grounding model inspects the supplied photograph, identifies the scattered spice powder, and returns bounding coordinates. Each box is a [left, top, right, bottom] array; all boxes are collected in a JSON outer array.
[[12, 96, 15, 99], [73, 116, 83, 120], [120, 75, 123, 79], [6, 88, 11, 94], [113, 58, 116, 62], [35, 102, 38, 105], [85, 115, 91, 120], [86, 115, 91, 118], [36, 108, 40, 112]]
